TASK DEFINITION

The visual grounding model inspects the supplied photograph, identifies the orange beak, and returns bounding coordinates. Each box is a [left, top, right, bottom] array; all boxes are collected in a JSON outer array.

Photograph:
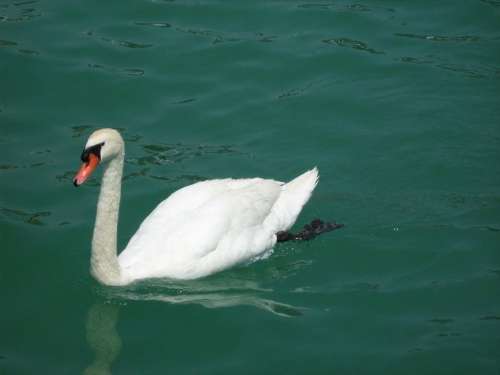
[[73, 153, 100, 187]]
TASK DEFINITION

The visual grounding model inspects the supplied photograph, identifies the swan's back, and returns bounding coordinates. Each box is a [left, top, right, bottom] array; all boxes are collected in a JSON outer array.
[[119, 168, 318, 281]]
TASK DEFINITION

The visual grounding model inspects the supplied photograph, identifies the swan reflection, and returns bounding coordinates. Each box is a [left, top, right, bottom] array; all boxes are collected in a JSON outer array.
[[84, 302, 121, 375], [84, 277, 304, 374], [101, 276, 304, 318]]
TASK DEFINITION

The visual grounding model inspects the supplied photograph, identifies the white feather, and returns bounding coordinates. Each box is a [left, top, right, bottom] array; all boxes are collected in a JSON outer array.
[[79, 129, 319, 285]]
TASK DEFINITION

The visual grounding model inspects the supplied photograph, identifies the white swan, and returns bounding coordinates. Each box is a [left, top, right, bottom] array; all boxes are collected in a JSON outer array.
[[74, 128, 322, 286]]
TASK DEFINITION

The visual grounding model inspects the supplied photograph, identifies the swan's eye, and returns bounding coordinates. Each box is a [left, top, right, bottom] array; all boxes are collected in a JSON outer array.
[[81, 142, 105, 162]]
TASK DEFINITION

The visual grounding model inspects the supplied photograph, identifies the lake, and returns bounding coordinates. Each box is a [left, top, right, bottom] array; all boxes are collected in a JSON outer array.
[[1, 0, 499, 374]]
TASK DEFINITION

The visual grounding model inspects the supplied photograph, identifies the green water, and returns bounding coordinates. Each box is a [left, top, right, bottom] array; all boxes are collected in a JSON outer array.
[[1, 0, 500, 373]]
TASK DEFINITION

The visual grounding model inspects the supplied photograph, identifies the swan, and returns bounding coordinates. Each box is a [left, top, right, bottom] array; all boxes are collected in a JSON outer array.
[[73, 128, 341, 286]]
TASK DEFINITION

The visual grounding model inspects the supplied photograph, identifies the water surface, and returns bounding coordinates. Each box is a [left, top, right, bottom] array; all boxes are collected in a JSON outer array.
[[1, 0, 499, 374]]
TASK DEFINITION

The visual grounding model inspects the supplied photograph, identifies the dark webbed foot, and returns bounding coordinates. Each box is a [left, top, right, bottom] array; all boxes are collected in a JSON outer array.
[[276, 218, 344, 242], [276, 231, 293, 242]]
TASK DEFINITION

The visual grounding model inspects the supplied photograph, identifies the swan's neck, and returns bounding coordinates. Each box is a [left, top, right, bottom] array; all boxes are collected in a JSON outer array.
[[91, 153, 124, 286]]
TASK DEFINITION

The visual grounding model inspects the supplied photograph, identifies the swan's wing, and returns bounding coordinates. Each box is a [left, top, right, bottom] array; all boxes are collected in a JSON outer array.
[[118, 178, 283, 280], [140, 178, 282, 222]]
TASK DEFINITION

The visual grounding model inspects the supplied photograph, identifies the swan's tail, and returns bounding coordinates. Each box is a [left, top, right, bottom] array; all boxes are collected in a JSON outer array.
[[264, 167, 319, 233]]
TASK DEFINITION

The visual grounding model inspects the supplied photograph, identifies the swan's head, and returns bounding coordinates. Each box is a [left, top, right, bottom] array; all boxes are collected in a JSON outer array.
[[73, 128, 124, 187]]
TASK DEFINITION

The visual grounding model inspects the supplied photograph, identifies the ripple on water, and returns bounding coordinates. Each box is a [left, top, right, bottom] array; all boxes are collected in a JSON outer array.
[[134, 21, 171, 28], [0, 147, 51, 172], [480, 0, 500, 6], [270, 259, 314, 280], [277, 81, 316, 100], [185, 27, 240, 45], [171, 98, 196, 105], [489, 269, 500, 277], [395, 33, 482, 43], [297, 2, 370, 11], [394, 32, 495, 78], [17, 48, 39, 55], [297, 2, 395, 13], [398, 56, 433, 65], [323, 37, 384, 54], [122, 167, 150, 182], [168, 25, 276, 45], [0, 38, 39, 56], [438, 63, 487, 79], [128, 143, 239, 167], [83, 30, 153, 49], [71, 125, 93, 138], [398, 56, 492, 79], [148, 174, 207, 183], [116, 40, 153, 49], [0, 164, 18, 170], [87, 63, 145, 77], [71, 126, 143, 142], [479, 315, 500, 320], [0, 0, 41, 23], [0, 207, 51, 226], [255, 32, 277, 43], [0, 39, 17, 47], [428, 318, 454, 324]]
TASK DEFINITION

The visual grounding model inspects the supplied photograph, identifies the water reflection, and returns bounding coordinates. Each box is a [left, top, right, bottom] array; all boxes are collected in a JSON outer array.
[[84, 302, 121, 375], [84, 277, 303, 373], [111, 291, 302, 318], [100, 275, 304, 318]]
